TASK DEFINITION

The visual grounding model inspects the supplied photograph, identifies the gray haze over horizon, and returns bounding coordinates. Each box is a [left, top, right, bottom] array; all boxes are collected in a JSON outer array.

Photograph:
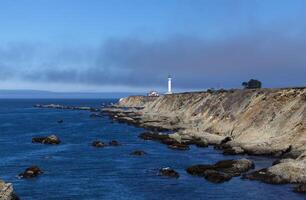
[[0, 1, 305, 93]]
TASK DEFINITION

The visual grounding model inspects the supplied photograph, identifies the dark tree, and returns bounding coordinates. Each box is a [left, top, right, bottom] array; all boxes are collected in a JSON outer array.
[[242, 82, 248, 88], [242, 79, 262, 89]]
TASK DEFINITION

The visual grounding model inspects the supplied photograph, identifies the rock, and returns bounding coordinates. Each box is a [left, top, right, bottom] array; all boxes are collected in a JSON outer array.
[[168, 143, 190, 150], [139, 132, 178, 145], [0, 180, 19, 200], [241, 168, 288, 184], [109, 140, 120, 146], [158, 167, 179, 178], [181, 137, 209, 147], [293, 184, 306, 193], [130, 150, 146, 156], [202, 170, 232, 183], [92, 140, 106, 148], [220, 137, 232, 145], [214, 137, 232, 150], [32, 135, 61, 145], [18, 166, 43, 179], [186, 159, 254, 183], [223, 146, 245, 155], [90, 113, 103, 118], [57, 120, 64, 123], [194, 139, 209, 147]]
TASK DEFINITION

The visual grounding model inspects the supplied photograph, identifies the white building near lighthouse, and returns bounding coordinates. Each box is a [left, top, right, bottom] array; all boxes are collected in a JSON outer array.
[[166, 75, 173, 94]]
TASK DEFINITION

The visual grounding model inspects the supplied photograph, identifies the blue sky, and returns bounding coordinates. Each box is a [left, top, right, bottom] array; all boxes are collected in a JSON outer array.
[[0, 0, 306, 92]]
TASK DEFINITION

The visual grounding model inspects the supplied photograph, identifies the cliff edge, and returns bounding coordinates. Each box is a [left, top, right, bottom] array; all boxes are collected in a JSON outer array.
[[117, 88, 306, 185]]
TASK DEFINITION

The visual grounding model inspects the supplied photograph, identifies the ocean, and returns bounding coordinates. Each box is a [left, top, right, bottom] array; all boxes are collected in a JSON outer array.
[[0, 99, 304, 200]]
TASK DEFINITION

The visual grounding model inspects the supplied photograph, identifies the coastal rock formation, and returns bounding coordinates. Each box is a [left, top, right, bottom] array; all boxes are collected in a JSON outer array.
[[158, 167, 179, 178], [92, 140, 106, 148], [32, 135, 61, 145], [109, 140, 120, 146], [138, 132, 191, 150], [130, 150, 146, 156], [186, 159, 255, 183], [0, 180, 19, 200], [294, 184, 306, 193], [167, 143, 190, 150], [18, 166, 43, 179], [110, 88, 306, 185]]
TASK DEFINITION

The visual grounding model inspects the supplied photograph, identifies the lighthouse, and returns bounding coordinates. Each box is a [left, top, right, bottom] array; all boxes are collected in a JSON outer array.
[[166, 75, 172, 94]]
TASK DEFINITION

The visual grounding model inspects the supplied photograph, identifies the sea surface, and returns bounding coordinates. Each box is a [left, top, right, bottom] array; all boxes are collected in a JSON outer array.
[[0, 99, 304, 200]]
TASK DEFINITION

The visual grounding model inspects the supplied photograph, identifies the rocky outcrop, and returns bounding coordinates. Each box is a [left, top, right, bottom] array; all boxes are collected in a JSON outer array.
[[0, 180, 19, 200], [186, 159, 254, 183], [130, 150, 147, 156], [18, 166, 43, 179], [32, 135, 61, 145], [109, 140, 121, 146], [294, 184, 306, 193], [158, 167, 179, 178], [92, 140, 106, 148], [118, 88, 305, 155]]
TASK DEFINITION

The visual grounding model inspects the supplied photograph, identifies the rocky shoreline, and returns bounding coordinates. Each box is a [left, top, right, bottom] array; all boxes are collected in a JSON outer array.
[[3, 88, 302, 199], [101, 88, 306, 193]]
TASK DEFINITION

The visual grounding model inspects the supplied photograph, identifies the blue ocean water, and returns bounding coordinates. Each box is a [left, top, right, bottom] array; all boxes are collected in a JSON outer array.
[[0, 99, 304, 200]]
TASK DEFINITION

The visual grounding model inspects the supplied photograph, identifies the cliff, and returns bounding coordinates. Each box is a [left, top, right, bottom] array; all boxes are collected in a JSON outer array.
[[116, 88, 306, 185], [119, 88, 306, 153]]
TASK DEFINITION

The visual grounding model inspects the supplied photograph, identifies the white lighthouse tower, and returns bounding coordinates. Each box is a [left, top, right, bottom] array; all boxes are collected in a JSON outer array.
[[166, 75, 172, 94]]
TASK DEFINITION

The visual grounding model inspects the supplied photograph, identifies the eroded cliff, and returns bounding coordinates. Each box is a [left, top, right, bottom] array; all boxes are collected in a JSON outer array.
[[117, 88, 306, 185]]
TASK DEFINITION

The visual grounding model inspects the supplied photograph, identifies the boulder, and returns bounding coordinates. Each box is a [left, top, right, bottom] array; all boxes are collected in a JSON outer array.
[[32, 135, 61, 145], [139, 132, 178, 145], [92, 140, 106, 148], [0, 180, 19, 200], [158, 167, 179, 178], [293, 184, 306, 193], [241, 168, 289, 184], [186, 159, 254, 183], [18, 166, 43, 179], [168, 143, 190, 150], [109, 140, 120, 146], [130, 150, 146, 156], [223, 146, 245, 155]]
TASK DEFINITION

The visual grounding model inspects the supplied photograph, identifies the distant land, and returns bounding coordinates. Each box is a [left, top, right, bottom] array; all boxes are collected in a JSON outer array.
[[0, 90, 141, 99]]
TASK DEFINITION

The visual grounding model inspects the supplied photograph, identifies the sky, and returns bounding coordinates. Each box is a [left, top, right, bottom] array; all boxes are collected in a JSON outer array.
[[0, 0, 306, 93]]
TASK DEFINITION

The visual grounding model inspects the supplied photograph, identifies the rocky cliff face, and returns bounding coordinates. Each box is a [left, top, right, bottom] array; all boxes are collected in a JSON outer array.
[[118, 88, 306, 184], [120, 88, 306, 153]]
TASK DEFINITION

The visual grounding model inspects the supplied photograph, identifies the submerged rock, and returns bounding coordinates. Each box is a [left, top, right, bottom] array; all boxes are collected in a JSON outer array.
[[186, 159, 254, 183], [18, 166, 43, 179], [32, 135, 61, 145], [90, 113, 103, 118], [92, 140, 106, 148], [158, 167, 179, 178], [130, 150, 147, 156], [293, 184, 306, 193], [109, 140, 120, 146]]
